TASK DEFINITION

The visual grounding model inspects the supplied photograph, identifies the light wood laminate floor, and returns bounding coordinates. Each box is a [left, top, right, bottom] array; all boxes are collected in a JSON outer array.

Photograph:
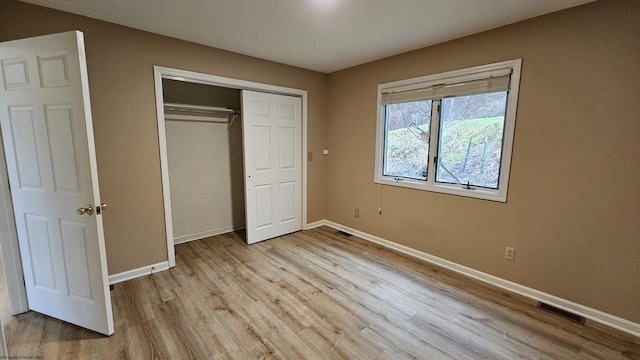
[[2, 226, 639, 359]]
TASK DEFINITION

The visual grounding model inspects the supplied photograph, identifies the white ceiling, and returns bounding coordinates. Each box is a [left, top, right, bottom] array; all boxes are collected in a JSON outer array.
[[21, 0, 594, 73]]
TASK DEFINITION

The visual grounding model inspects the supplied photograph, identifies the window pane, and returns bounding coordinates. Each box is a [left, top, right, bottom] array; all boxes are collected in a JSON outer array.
[[436, 92, 507, 189], [383, 100, 432, 180]]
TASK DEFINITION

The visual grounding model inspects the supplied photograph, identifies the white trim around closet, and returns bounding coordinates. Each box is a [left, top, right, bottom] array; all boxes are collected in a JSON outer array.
[[153, 66, 309, 268]]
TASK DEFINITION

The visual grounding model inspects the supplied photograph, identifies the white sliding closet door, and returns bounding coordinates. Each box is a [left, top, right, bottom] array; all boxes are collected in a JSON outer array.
[[242, 90, 302, 244]]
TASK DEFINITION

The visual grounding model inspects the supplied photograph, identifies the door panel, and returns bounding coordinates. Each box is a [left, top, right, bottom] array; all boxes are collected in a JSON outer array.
[[255, 184, 273, 228], [279, 181, 296, 222], [0, 31, 113, 335], [278, 127, 295, 168], [242, 90, 302, 244], [60, 219, 92, 299], [46, 104, 81, 192], [8, 106, 42, 188], [25, 214, 55, 288], [253, 126, 272, 170]]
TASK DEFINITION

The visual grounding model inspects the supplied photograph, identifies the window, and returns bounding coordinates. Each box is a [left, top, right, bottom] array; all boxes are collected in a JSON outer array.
[[375, 59, 522, 202]]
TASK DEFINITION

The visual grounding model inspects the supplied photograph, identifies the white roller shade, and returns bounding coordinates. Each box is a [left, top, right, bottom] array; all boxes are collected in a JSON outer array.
[[381, 68, 512, 105]]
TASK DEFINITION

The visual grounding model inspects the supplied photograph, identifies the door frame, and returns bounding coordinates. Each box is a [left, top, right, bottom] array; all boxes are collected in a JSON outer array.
[[153, 66, 308, 267]]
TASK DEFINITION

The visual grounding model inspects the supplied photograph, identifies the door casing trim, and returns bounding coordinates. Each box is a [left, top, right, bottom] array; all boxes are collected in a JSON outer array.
[[0, 140, 28, 314]]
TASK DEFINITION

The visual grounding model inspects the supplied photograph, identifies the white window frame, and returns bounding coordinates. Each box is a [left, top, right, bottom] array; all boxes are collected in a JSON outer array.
[[374, 59, 522, 202]]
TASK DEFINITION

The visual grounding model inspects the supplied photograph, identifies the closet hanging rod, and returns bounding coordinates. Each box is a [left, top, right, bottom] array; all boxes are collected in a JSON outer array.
[[163, 102, 240, 116]]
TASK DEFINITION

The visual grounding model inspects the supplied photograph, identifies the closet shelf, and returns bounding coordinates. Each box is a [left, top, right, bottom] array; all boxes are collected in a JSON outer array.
[[164, 102, 240, 125]]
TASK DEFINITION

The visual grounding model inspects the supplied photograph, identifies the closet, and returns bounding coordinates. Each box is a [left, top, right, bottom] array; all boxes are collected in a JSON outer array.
[[162, 79, 245, 243], [157, 69, 305, 248]]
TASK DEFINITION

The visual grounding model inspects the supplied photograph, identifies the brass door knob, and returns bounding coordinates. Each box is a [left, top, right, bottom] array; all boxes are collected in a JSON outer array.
[[96, 203, 107, 215], [77, 204, 94, 216]]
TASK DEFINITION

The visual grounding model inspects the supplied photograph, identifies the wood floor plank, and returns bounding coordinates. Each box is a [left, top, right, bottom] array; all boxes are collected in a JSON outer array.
[[1, 226, 639, 359]]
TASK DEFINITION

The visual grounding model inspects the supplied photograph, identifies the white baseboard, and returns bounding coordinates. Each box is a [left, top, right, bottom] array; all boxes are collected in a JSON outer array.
[[305, 220, 327, 230], [316, 220, 640, 338], [108, 261, 170, 285], [174, 225, 245, 244]]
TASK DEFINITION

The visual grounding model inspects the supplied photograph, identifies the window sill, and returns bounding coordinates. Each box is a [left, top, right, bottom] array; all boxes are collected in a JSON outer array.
[[375, 177, 507, 202]]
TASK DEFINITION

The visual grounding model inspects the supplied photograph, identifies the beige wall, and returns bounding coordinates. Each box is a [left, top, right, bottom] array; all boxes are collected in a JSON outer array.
[[326, 0, 640, 323], [0, 0, 328, 274]]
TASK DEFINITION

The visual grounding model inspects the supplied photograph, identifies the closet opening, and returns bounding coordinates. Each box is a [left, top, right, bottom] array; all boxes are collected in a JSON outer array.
[[162, 79, 246, 245], [154, 66, 308, 268]]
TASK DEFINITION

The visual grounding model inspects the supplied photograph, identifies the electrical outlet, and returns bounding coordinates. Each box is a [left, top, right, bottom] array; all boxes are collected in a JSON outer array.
[[355, 208, 360, 218], [504, 247, 515, 261]]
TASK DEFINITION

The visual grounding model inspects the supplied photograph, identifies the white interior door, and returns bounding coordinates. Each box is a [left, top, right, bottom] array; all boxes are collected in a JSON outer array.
[[0, 31, 114, 335], [242, 90, 302, 244]]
